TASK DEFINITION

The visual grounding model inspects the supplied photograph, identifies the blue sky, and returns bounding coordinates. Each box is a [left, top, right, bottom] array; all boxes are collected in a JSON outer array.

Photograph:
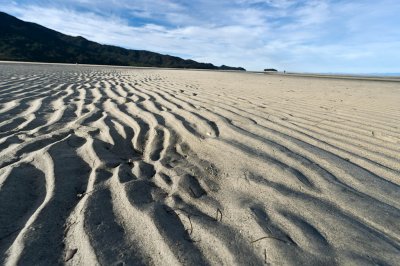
[[2, 0, 400, 72]]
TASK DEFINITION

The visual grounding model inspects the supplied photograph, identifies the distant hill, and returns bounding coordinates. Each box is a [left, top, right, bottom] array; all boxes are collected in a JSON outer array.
[[0, 12, 245, 71]]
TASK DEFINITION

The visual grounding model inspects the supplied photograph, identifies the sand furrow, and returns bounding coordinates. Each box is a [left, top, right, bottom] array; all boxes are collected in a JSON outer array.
[[159, 87, 400, 173]]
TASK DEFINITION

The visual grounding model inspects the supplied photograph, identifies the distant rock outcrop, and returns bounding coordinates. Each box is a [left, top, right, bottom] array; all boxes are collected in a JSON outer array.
[[0, 12, 245, 71], [264, 68, 278, 72]]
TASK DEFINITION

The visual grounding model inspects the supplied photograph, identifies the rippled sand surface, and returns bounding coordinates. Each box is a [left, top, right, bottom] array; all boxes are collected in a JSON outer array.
[[0, 63, 399, 265]]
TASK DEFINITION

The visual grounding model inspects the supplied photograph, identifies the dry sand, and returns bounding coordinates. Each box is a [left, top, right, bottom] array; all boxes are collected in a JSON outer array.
[[0, 62, 399, 265]]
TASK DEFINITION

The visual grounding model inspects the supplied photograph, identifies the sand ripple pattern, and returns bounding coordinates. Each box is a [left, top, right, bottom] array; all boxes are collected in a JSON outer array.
[[0, 63, 399, 265]]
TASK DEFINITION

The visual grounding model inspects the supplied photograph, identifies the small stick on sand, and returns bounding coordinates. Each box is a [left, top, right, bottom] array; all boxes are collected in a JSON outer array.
[[264, 248, 267, 264], [63, 221, 77, 237], [77, 187, 104, 199], [251, 235, 287, 244], [183, 214, 199, 242]]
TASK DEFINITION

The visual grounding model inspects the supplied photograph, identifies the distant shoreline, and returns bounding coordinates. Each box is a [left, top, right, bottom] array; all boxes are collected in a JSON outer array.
[[1, 60, 399, 82], [251, 71, 400, 82], [0, 60, 245, 73]]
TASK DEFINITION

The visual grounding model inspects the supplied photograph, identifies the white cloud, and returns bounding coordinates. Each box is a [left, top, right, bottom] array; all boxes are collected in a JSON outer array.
[[1, 0, 400, 72]]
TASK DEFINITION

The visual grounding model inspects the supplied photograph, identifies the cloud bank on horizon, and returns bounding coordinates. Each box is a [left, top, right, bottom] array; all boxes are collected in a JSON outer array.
[[2, 0, 400, 72]]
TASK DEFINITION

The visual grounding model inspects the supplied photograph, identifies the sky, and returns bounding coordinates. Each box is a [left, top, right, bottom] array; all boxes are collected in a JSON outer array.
[[1, 0, 400, 72]]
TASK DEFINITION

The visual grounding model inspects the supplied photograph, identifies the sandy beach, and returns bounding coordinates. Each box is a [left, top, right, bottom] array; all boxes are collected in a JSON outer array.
[[0, 62, 399, 265]]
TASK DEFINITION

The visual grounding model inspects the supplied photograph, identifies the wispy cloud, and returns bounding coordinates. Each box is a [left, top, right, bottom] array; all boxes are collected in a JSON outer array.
[[2, 0, 400, 72]]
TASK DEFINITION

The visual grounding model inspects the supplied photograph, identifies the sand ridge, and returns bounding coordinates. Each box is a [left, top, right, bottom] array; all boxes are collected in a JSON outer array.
[[0, 63, 399, 265]]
